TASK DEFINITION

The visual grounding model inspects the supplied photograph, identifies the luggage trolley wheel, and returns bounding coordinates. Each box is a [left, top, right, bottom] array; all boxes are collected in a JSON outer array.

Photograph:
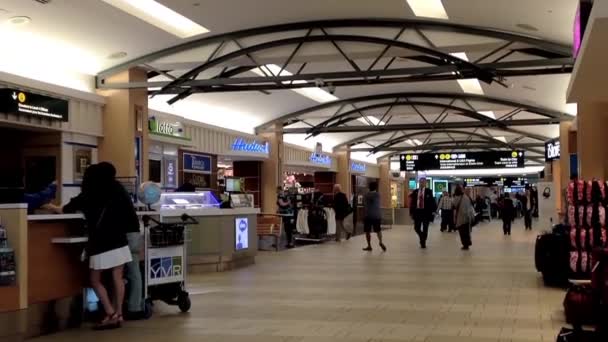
[[144, 298, 154, 319], [177, 291, 191, 313]]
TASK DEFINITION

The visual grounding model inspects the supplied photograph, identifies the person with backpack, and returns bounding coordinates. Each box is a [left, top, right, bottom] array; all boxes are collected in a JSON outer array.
[[453, 185, 475, 250]]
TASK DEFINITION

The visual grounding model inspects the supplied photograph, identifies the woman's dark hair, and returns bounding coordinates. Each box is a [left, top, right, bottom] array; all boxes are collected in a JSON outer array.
[[369, 182, 378, 192], [453, 185, 464, 196]]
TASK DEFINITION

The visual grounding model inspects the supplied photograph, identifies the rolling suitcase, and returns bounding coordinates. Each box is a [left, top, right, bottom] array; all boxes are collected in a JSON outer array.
[[556, 327, 599, 342], [535, 229, 570, 286], [563, 283, 596, 326]]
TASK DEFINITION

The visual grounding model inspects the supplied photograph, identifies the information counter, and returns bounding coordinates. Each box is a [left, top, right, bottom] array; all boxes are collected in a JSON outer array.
[[157, 192, 259, 273], [0, 197, 259, 339]]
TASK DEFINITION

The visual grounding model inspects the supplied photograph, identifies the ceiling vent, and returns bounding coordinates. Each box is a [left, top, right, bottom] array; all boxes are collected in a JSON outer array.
[[33, 0, 51, 4]]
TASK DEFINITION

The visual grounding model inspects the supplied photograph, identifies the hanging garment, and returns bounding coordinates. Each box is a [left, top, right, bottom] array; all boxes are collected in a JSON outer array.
[[296, 210, 309, 234], [324, 208, 336, 235]]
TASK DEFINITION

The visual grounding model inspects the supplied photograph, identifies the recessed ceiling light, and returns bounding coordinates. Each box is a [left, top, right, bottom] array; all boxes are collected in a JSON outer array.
[[102, 0, 209, 38], [406, 0, 449, 19], [516, 23, 539, 32], [7, 16, 31, 26], [107, 51, 128, 59], [479, 111, 496, 119], [450, 52, 485, 95]]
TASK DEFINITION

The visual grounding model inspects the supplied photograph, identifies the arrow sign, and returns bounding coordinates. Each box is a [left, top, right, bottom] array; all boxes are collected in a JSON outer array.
[[11, 92, 16, 100]]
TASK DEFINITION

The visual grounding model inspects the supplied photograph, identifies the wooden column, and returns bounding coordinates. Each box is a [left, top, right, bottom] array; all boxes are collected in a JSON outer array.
[[97, 68, 149, 180], [378, 159, 391, 208], [577, 102, 608, 179], [336, 151, 351, 198], [259, 125, 284, 213]]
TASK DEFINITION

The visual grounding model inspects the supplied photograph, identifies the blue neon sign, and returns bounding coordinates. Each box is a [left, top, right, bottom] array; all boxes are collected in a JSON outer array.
[[309, 153, 332, 166], [231, 138, 269, 154], [351, 161, 366, 173]]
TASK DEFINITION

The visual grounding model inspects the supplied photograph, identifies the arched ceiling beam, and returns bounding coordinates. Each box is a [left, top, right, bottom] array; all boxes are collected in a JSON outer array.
[[285, 118, 560, 135], [150, 35, 496, 100], [366, 129, 515, 154], [306, 101, 502, 136], [260, 92, 570, 133], [348, 141, 546, 152], [98, 18, 571, 80]]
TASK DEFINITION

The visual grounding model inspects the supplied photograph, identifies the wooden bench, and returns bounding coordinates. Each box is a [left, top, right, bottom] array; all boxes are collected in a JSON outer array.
[[257, 214, 282, 251]]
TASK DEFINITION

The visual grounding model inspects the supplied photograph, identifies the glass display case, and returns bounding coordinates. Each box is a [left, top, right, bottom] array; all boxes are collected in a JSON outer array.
[[159, 191, 220, 210]]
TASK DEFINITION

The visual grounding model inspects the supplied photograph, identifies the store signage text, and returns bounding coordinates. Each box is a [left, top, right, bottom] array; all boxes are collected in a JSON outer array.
[[309, 153, 332, 166], [351, 161, 366, 173], [149, 118, 189, 139], [231, 138, 270, 154], [0, 89, 68, 121], [183, 153, 212, 173], [545, 139, 560, 161]]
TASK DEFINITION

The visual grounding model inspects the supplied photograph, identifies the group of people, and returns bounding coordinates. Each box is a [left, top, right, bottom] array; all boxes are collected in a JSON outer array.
[[410, 179, 474, 250]]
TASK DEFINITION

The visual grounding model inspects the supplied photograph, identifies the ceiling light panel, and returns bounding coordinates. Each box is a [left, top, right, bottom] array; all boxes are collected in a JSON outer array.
[[478, 111, 496, 119], [449, 52, 485, 95], [413, 139, 423, 146], [406, 0, 449, 19], [494, 136, 507, 143], [102, 0, 209, 38], [251, 64, 338, 103]]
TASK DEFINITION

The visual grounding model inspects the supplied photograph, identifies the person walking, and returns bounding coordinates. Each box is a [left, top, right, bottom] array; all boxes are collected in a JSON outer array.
[[501, 193, 515, 235], [522, 189, 533, 230], [363, 182, 387, 252], [453, 185, 474, 250], [437, 191, 454, 232], [333, 184, 352, 242], [490, 191, 499, 218], [277, 187, 295, 248], [46, 163, 135, 329], [409, 178, 437, 249]]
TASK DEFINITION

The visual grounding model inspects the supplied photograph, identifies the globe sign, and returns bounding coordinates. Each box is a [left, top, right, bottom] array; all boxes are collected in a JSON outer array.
[[137, 181, 162, 205]]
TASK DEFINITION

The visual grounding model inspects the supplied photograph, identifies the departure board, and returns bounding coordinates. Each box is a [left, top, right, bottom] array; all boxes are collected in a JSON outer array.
[[400, 151, 525, 171]]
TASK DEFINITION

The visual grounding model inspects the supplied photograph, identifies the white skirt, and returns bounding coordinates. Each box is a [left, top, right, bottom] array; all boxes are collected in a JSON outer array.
[[89, 245, 132, 270]]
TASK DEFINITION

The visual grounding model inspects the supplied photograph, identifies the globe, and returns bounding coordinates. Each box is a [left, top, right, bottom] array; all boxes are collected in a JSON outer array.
[[138, 181, 162, 205]]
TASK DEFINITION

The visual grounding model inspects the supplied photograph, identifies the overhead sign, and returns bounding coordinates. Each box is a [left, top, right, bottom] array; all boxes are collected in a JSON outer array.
[[400, 151, 525, 171], [351, 161, 367, 173], [0, 88, 68, 121], [231, 138, 269, 154], [148, 117, 189, 140], [545, 139, 561, 161], [183, 152, 212, 173], [309, 152, 332, 166]]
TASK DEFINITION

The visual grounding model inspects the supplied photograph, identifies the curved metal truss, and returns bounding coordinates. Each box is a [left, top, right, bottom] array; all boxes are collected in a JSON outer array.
[[341, 129, 546, 163], [96, 18, 573, 104], [259, 91, 570, 134]]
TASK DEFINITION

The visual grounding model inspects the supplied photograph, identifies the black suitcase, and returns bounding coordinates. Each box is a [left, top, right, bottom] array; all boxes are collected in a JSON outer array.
[[535, 230, 570, 286]]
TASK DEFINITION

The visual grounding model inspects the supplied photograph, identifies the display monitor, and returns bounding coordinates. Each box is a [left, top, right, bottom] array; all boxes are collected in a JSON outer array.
[[400, 151, 525, 171], [226, 178, 243, 192]]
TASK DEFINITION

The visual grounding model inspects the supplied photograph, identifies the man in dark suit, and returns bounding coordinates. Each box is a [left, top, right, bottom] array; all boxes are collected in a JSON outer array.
[[409, 178, 437, 249]]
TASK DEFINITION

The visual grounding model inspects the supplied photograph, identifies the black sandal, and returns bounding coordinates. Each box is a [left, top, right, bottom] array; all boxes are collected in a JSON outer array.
[[93, 312, 121, 330]]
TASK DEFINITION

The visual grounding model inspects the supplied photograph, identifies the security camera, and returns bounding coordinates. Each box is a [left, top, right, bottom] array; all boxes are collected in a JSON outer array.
[[327, 83, 336, 95]]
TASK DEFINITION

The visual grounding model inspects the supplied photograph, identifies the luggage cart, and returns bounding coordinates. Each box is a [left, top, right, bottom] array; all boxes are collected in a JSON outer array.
[[141, 214, 197, 317]]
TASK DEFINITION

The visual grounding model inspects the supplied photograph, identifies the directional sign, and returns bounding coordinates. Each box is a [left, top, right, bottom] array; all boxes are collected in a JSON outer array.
[[0, 89, 68, 121]]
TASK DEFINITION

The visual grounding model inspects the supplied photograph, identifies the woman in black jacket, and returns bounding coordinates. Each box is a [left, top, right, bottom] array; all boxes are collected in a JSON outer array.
[[48, 163, 138, 329]]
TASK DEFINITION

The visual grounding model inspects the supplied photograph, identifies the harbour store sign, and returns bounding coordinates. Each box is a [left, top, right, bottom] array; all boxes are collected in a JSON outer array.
[[231, 138, 270, 154]]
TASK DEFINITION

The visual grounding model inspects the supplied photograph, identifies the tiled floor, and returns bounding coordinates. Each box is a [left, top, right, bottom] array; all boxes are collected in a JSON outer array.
[[33, 220, 567, 342]]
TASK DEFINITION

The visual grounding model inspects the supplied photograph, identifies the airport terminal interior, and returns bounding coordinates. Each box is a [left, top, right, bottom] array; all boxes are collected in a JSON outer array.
[[0, 0, 607, 341]]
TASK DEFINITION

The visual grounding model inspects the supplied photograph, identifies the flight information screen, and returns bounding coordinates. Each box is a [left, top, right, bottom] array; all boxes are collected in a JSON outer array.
[[400, 151, 525, 171]]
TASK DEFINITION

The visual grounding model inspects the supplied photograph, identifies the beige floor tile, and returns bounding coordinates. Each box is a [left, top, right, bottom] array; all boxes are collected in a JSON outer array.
[[32, 221, 567, 342]]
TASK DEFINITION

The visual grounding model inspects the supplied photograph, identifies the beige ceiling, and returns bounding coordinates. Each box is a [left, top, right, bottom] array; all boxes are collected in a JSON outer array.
[[0, 0, 578, 165]]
